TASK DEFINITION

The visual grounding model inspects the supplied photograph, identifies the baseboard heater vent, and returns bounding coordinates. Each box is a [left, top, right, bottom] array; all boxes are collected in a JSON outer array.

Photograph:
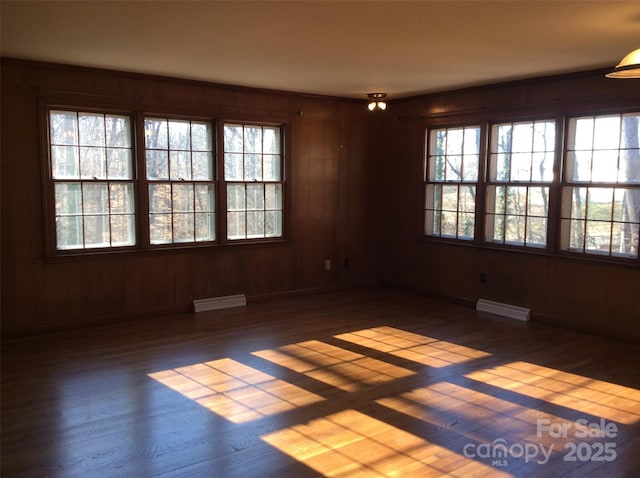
[[194, 294, 246, 313], [476, 299, 530, 322]]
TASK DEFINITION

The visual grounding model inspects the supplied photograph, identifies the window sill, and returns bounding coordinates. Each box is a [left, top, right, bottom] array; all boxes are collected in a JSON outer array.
[[44, 238, 292, 263], [418, 236, 639, 269]]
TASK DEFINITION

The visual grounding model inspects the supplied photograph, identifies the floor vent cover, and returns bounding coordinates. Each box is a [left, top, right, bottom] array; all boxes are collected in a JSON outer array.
[[476, 299, 530, 322], [194, 294, 246, 312]]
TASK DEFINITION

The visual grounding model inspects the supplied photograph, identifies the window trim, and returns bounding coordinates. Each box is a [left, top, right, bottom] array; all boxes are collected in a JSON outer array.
[[218, 119, 288, 243], [559, 112, 640, 260], [484, 118, 559, 250], [423, 123, 483, 242], [40, 98, 291, 259], [420, 110, 640, 266]]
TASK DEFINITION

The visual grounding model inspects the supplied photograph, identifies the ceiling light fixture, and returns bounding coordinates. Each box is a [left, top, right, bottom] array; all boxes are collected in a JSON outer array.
[[367, 93, 387, 111], [606, 48, 640, 78]]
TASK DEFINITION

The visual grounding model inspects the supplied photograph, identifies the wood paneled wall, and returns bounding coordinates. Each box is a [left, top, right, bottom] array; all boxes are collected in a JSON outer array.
[[379, 70, 640, 342], [2, 60, 639, 341], [1, 60, 380, 332]]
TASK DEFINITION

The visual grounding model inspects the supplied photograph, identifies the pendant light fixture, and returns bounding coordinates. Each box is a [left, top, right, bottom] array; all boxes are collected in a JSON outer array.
[[367, 93, 387, 111], [606, 48, 640, 78]]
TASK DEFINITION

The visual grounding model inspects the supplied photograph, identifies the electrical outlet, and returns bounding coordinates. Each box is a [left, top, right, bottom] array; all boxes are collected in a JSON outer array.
[[325, 259, 331, 271]]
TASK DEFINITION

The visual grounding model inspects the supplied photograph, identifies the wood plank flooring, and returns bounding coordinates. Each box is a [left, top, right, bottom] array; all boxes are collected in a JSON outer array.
[[2, 288, 640, 477]]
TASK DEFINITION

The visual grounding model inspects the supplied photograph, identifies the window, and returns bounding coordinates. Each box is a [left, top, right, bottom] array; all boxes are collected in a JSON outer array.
[[144, 118, 215, 244], [45, 106, 287, 256], [48, 110, 135, 250], [223, 123, 284, 240], [424, 126, 480, 240], [486, 120, 556, 247], [561, 113, 640, 258]]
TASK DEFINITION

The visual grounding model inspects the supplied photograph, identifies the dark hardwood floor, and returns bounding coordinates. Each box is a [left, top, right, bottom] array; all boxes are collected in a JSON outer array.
[[2, 289, 640, 477]]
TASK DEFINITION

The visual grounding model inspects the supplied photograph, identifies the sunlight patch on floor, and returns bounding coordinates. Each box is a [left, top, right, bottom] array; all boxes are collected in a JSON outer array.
[[465, 361, 640, 425], [148, 357, 324, 423], [335, 327, 491, 368], [253, 340, 415, 392], [261, 409, 512, 478]]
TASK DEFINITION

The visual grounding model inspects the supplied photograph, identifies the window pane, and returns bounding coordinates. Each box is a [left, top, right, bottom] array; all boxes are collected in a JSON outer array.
[[150, 214, 172, 244], [169, 120, 190, 150], [196, 213, 215, 241], [79, 113, 105, 147], [55, 183, 82, 215], [149, 184, 172, 213], [83, 183, 109, 214], [227, 184, 245, 211], [445, 155, 462, 181], [527, 187, 547, 216], [458, 212, 474, 239], [169, 151, 191, 181], [80, 147, 106, 179], [593, 116, 620, 150], [225, 153, 244, 180], [52, 146, 80, 179], [224, 124, 244, 153], [591, 150, 618, 183], [173, 213, 194, 242], [505, 215, 525, 244], [105, 115, 130, 147], [192, 152, 213, 180], [244, 154, 262, 181], [145, 118, 168, 149], [263, 127, 280, 153], [244, 126, 262, 153], [146, 150, 169, 180], [172, 184, 194, 213], [107, 149, 132, 179], [263, 154, 281, 181], [84, 215, 110, 248], [56, 216, 83, 249], [109, 183, 134, 214], [247, 211, 265, 238], [191, 122, 212, 151], [441, 185, 458, 211], [441, 212, 457, 236], [246, 184, 264, 210], [265, 184, 282, 209], [587, 188, 613, 221], [585, 220, 610, 253], [527, 216, 547, 247], [430, 155, 445, 181], [227, 211, 246, 239], [462, 155, 479, 181], [265, 211, 282, 237], [512, 122, 533, 152], [110, 214, 135, 246], [531, 151, 554, 181], [50, 111, 78, 145], [195, 184, 215, 212]]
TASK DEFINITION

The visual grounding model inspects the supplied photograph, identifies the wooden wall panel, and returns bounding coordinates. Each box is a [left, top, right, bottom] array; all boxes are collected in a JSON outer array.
[[380, 69, 640, 342], [1, 60, 375, 332]]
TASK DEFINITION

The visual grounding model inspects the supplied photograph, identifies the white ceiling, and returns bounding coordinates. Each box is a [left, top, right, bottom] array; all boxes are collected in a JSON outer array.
[[1, 1, 639, 100]]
